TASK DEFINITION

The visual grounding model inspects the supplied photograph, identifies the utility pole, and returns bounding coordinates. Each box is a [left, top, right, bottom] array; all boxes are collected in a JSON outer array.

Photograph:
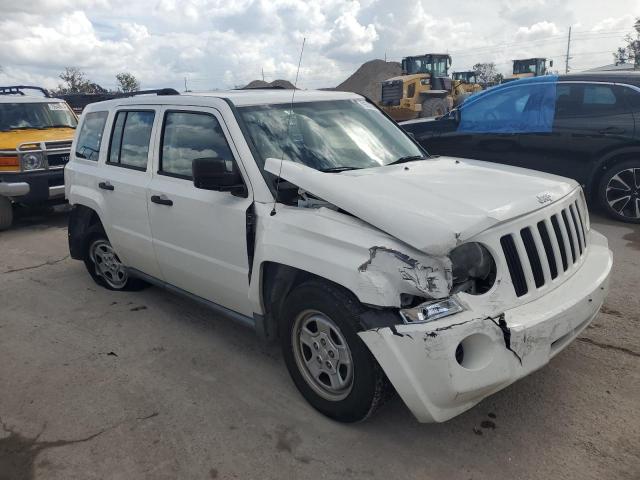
[[184, 77, 188, 92], [262, 68, 265, 81], [565, 26, 572, 74]]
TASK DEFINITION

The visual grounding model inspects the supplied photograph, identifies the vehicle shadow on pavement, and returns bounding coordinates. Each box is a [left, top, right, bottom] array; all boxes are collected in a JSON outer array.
[[10, 205, 70, 231]]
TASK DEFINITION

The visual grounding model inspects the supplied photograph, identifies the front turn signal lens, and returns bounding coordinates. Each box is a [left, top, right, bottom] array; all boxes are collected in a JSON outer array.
[[0, 156, 19, 171]]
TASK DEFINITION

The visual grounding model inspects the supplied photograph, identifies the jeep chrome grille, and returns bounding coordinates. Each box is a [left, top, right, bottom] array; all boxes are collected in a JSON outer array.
[[500, 196, 589, 297]]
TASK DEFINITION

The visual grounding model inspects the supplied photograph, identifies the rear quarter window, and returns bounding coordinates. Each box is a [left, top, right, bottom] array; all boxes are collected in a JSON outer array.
[[75, 111, 108, 161]]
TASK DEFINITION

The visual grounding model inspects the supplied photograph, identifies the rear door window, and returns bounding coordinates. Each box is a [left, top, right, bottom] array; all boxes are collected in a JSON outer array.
[[581, 84, 626, 116], [108, 110, 155, 170], [75, 111, 108, 161], [556, 83, 628, 117]]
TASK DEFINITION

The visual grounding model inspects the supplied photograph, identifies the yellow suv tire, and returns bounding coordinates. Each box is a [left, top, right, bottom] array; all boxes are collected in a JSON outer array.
[[0, 196, 13, 230]]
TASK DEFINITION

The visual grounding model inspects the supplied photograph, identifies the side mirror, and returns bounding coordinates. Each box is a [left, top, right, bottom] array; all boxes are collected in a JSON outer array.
[[192, 157, 246, 196]]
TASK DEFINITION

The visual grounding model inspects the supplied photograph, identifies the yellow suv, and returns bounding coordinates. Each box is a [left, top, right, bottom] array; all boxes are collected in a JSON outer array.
[[0, 86, 77, 229]]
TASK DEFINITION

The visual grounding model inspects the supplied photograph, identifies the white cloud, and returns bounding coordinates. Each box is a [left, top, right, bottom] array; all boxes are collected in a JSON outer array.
[[324, 2, 378, 58], [0, 0, 636, 90], [591, 15, 636, 32], [515, 21, 560, 41], [500, 0, 573, 26]]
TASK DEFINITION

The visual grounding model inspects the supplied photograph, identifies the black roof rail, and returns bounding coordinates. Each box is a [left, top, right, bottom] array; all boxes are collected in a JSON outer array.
[[0, 85, 51, 97], [123, 88, 180, 96]]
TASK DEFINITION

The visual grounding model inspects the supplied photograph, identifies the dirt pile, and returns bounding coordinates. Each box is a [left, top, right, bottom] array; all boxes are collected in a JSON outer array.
[[243, 79, 296, 89], [242, 60, 400, 100], [335, 59, 401, 102]]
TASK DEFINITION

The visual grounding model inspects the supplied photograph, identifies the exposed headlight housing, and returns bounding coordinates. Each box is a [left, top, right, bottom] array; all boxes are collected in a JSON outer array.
[[449, 242, 496, 295], [400, 297, 464, 324], [420, 78, 430, 85], [21, 152, 45, 171]]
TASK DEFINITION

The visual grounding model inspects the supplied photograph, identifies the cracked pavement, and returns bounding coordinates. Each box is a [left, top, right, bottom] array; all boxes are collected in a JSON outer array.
[[0, 206, 638, 479]]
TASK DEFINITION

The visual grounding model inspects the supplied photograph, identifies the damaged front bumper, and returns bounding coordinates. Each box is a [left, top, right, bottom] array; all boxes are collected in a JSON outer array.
[[358, 230, 612, 422]]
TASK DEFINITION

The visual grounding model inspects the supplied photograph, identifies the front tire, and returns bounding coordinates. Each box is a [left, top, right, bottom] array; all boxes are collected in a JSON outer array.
[[420, 97, 448, 118], [83, 226, 147, 291], [0, 196, 13, 230], [280, 280, 390, 422], [598, 160, 640, 223]]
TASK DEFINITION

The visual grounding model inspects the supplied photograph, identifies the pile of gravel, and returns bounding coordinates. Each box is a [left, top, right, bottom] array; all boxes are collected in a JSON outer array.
[[242, 60, 401, 102], [243, 79, 296, 89], [335, 59, 402, 102]]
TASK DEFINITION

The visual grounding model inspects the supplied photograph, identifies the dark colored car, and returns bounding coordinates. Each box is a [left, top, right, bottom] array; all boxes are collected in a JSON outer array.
[[401, 72, 640, 223]]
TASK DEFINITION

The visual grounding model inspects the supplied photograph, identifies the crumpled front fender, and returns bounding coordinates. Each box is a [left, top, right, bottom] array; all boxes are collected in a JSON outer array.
[[248, 202, 453, 313]]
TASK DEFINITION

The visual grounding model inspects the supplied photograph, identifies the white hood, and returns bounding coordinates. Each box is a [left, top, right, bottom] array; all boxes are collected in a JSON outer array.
[[265, 157, 578, 256]]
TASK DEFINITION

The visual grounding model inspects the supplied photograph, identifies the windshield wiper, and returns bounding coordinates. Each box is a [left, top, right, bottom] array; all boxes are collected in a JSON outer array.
[[319, 166, 360, 173], [387, 155, 426, 166], [49, 124, 76, 129]]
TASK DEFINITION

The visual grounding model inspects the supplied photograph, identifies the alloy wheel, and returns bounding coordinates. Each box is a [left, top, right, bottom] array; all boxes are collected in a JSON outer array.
[[606, 167, 640, 220]]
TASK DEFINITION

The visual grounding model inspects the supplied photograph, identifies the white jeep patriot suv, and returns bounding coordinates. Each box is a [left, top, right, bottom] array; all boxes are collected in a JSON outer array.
[[65, 88, 612, 423]]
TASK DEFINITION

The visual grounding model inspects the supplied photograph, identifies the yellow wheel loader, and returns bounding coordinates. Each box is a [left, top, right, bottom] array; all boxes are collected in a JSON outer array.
[[451, 71, 483, 104], [380, 54, 477, 121], [503, 58, 553, 82]]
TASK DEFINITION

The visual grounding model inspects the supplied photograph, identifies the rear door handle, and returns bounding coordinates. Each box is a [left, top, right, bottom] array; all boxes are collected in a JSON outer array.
[[150, 194, 173, 206], [599, 126, 625, 135], [98, 181, 114, 191]]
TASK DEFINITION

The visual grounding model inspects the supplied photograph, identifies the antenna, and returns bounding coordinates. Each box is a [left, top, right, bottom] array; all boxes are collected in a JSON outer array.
[[270, 37, 306, 217]]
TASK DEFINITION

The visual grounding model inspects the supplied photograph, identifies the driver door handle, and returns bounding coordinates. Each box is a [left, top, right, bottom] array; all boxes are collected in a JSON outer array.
[[98, 181, 114, 191], [150, 194, 173, 206]]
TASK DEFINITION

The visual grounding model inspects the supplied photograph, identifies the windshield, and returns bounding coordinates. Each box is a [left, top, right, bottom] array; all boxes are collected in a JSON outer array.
[[0, 102, 77, 131], [454, 72, 475, 83], [403, 56, 449, 76], [513, 60, 542, 75], [239, 99, 424, 171]]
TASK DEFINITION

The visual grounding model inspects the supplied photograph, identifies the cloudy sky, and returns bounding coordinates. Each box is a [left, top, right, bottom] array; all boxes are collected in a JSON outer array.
[[0, 0, 638, 92]]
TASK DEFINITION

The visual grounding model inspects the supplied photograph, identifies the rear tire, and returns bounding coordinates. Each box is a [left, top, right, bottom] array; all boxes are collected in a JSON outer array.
[[420, 98, 448, 118], [597, 160, 640, 223], [83, 225, 148, 291], [280, 279, 390, 423], [0, 196, 13, 230]]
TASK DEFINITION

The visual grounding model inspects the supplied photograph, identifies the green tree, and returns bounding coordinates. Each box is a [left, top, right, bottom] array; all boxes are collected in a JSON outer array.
[[613, 47, 629, 65], [613, 18, 640, 67], [55, 67, 106, 94], [472, 62, 502, 85], [115, 72, 141, 93]]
